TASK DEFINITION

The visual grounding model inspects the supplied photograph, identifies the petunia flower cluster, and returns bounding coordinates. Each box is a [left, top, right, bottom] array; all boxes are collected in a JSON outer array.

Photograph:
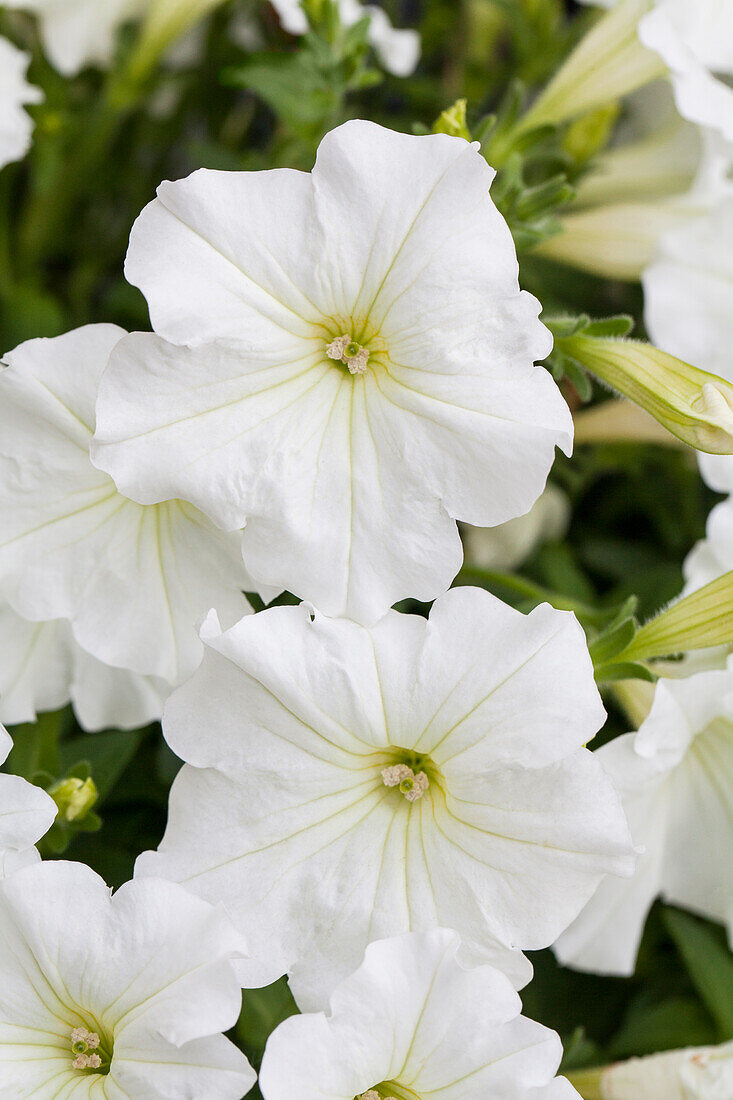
[[0, 111, 620, 1097], [2, 12, 733, 1094]]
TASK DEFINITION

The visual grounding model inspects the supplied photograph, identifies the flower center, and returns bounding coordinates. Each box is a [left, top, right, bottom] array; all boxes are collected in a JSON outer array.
[[69, 1026, 112, 1074], [382, 763, 428, 802], [326, 333, 370, 375], [381, 750, 438, 803]]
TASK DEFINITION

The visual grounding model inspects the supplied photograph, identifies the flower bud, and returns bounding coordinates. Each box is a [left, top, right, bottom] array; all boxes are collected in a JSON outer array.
[[433, 99, 471, 140], [619, 570, 733, 663], [48, 776, 99, 824], [557, 334, 733, 454], [571, 1042, 733, 1099], [536, 201, 691, 281]]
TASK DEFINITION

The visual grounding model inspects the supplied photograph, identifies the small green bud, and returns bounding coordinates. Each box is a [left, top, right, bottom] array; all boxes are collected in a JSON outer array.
[[48, 776, 99, 824], [433, 99, 471, 141], [557, 334, 733, 454]]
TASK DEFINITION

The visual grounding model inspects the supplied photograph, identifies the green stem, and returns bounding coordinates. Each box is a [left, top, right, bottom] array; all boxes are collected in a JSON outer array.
[[456, 566, 608, 625], [18, 89, 132, 272]]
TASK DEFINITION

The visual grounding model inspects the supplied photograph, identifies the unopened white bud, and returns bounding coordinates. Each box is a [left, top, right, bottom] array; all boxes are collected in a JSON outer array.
[[596, 1041, 733, 1099]]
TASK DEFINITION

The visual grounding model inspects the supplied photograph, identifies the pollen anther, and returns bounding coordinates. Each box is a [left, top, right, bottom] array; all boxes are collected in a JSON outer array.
[[70, 1027, 106, 1073], [382, 763, 429, 802], [326, 334, 370, 375]]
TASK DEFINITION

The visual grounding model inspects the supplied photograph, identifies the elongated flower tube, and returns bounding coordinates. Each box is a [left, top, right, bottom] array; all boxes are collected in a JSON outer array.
[[620, 570, 733, 662], [536, 201, 692, 281], [260, 929, 581, 1100], [136, 587, 633, 1009], [92, 121, 572, 625], [0, 37, 42, 171], [520, 0, 664, 132], [535, 85, 711, 282], [533, 0, 733, 143], [557, 333, 733, 454]]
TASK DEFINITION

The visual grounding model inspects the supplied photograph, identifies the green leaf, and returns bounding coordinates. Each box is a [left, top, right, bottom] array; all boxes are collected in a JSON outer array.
[[609, 995, 717, 1058], [665, 908, 733, 1040], [589, 616, 637, 666], [222, 52, 340, 138], [594, 660, 656, 684]]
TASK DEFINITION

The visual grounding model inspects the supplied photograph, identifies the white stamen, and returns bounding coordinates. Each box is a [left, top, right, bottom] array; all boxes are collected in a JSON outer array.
[[382, 763, 413, 787], [346, 347, 369, 374], [381, 764, 429, 802], [404, 771, 429, 803], [326, 335, 350, 361], [70, 1026, 104, 1072], [325, 333, 370, 375]]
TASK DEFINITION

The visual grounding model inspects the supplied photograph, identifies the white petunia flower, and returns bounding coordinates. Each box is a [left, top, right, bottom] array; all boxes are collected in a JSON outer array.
[[0, 603, 168, 731], [462, 483, 570, 573], [3, 0, 147, 76], [578, 0, 733, 142], [0, 726, 56, 877], [644, 197, 733, 396], [259, 928, 581, 1100], [555, 660, 733, 975], [0, 325, 257, 687], [136, 586, 633, 1009], [683, 497, 733, 600], [92, 121, 571, 625], [0, 37, 42, 172], [0, 860, 256, 1097], [642, 185, 733, 493], [269, 0, 420, 76]]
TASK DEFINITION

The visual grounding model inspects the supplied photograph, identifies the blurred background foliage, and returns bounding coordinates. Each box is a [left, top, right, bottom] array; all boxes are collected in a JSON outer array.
[[1, 0, 728, 1091]]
